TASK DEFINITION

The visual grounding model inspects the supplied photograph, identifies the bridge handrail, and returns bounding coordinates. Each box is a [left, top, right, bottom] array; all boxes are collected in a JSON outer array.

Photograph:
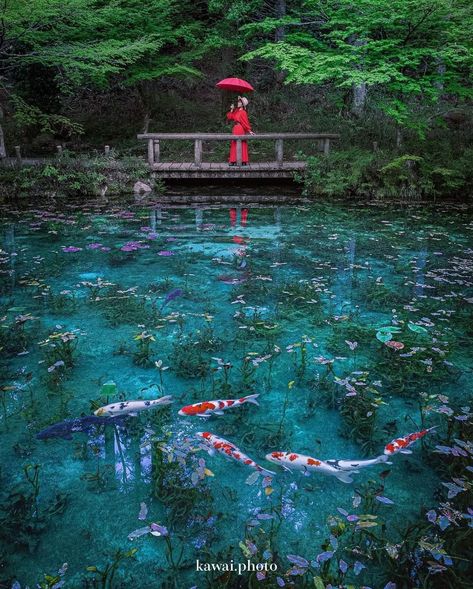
[[137, 132, 340, 168]]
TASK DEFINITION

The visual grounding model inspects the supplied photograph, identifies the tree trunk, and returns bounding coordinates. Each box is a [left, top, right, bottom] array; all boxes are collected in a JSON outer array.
[[352, 82, 367, 117], [0, 106, 6, 158], [274, 0, 287, 84], [274, 0, 286, 41], [350, 38, 367, 117]]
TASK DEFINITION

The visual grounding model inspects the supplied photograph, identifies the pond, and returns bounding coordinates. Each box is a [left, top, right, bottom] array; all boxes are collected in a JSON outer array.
[[1, 198, 472, 588]]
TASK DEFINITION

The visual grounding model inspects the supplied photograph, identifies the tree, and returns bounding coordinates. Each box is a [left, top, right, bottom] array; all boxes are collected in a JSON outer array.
[[240, 0, 473, 135], [0, 0, 205, 151]]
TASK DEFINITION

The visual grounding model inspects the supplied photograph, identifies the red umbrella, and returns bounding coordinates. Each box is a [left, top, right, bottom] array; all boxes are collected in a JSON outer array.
[[215, 77, 254, 93]]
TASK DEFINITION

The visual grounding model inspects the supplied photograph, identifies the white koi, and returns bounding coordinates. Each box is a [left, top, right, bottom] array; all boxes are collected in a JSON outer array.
[[94, 395, 173, 417], [265, 451, 388, 484]]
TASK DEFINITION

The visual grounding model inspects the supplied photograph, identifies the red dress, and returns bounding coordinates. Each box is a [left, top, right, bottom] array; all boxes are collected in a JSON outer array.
[[226, 108, 252, 163]]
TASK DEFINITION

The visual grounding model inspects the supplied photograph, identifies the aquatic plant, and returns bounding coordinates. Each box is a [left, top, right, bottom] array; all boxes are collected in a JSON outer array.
[[132, 330, 155, 367], [338, 372, 386, 453], [171, 332, 211, 379], [86, 548, 138, 589]]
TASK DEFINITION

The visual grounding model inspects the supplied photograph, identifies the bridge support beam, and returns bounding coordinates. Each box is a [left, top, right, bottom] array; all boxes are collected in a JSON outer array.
[[194, 139, 202, 167], [275, 139, 284, 168]]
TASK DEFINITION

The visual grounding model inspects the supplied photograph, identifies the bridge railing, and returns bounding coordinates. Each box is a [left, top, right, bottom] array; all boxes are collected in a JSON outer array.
[[137, 133, 339, 168]]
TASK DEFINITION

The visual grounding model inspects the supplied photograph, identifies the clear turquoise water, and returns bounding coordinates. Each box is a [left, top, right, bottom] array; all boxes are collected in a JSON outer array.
[[0, 199, 472, 588]]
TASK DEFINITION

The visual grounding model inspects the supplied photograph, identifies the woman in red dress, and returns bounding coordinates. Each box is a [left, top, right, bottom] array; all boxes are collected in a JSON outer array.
[[226, 96, 255, 165]]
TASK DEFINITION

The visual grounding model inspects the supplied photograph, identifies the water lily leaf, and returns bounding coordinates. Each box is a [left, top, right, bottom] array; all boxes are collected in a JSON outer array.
[[101, 381, 117, 397], [376, 326, 401, 333], [239, 541, 252, 558], [375, 495, 394, 505], [356, 521, 378, 528], [376, 331, 393, 343], [246, 471, 260, 485], [408, 323, 428, 334], [287, 554, 309, 568]]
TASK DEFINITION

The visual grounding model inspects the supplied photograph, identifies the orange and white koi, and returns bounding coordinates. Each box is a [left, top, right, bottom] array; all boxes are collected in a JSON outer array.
[[196, 432, 275, 477], [384, 427, 437, 456], [179, 394, 259, 418], [265, 451, 388, 484]]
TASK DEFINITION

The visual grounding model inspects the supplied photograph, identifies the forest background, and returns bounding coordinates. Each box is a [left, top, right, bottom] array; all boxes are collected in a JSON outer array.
[[0, 0, 472, 199]]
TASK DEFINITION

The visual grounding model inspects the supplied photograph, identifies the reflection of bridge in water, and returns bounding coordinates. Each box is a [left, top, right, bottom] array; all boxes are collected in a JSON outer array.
[[148, 205, 283, 237]]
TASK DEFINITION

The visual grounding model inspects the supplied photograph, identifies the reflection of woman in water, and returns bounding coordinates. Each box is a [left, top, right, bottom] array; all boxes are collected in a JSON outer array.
[[226, 96, 255, 165]]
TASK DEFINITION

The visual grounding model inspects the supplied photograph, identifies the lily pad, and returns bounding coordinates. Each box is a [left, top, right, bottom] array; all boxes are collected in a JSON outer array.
[[408, 322, 428, 334], [376, 331, 393, 343]]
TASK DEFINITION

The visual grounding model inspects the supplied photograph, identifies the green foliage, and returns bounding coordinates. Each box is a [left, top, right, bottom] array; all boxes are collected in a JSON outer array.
[[241, 0, 473, 130]]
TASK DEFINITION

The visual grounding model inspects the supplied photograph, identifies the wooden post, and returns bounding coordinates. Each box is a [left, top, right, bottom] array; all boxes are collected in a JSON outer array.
[[275, 139, 284, 167], [147, 138, 154, 166], [14, 146, 22, 167], [104, 145, 110, 155], [153, 140, 160, 164], [236, 139, 242, 166], [194, 139, 202, 167], [56, 145, 63, 157], [323, 138, 331, 155]]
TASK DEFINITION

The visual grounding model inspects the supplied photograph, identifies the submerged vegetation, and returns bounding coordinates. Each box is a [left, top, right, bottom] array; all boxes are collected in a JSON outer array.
[[1, 200, 472, 587]]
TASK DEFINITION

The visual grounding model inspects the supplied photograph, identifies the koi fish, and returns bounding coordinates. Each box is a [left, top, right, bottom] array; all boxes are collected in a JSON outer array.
[[36, 415, 124, 440], [196, 432, 275, 477], [384, 427, 437, 455], [265, 452, 389, 484], [94, 396, 173, 417], [179, 394, 259, 417]]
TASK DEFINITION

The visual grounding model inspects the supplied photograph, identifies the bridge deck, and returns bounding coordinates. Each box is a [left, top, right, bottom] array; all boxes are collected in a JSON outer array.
[[152, 161, 306, 179]]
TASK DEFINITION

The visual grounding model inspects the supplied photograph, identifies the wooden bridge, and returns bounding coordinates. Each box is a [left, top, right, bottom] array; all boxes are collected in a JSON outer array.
[[137, 133, 339, 179]]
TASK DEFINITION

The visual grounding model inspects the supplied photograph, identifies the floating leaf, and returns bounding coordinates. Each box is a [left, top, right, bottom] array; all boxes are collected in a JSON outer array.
[[376, 331, 393, 343], [276, 577, 286, 587], [384, 583, 397, 589], [246, 471, 260, 485], [376, 495, 394, 505], [204, 468, 214, 477], [356, 521, 378, 528], [100, 381, 117, 396], [287, 554, 309, 568], [257, 513, 273, 520], [138, 502, 148, 521], [256, 571, 266, 581], [426, 509, 437, 523], [438, 516, 450, 531], [354, 561, 366, 575], [339, 559, 348, 574], [265, 486, 274, 496], [316, 551, 334, 563], [127, 526, 150, 541], [239, 541, 252, 559], [408, 323, 428, 334], [149, 523, 168, 537]]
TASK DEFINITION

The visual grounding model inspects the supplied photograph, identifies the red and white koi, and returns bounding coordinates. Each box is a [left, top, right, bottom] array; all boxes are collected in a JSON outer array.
[[196, 432, 275, 477], [384, 427, 437, 456], [94, 396, 173, 417], [179, 394, 259, 418], [265, 451, 389, 484]]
